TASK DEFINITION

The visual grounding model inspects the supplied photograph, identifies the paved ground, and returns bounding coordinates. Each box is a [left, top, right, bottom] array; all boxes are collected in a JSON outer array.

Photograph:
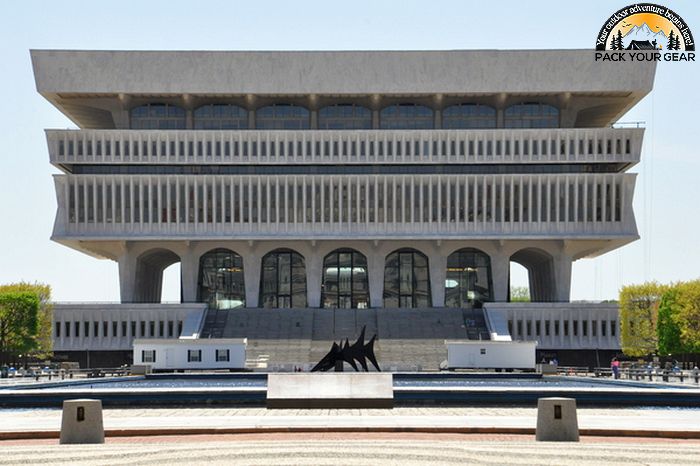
[[2, 435, 700, 465], [2, 407, 700, 464], [2, 406, 699, 434]]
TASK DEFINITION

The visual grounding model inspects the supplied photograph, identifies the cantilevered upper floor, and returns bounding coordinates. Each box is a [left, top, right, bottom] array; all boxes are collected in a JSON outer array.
[[32, 49, 656, 130]]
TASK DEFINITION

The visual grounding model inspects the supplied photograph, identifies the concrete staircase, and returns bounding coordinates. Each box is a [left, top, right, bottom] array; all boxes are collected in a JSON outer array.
[[198, 307, 491, 370]]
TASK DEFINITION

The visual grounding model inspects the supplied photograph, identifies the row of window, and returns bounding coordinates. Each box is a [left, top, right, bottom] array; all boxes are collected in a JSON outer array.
[[194, 247, 490, 310], [130, 103, 560, 130], [66, 175, 625, 226], [141, 349, 230, 363], [508, 319, 617, 338], [55, 319, 183, 339]]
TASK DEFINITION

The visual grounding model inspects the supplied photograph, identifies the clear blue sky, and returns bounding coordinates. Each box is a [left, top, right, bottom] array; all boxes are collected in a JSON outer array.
[[0, 0, 698, 302]]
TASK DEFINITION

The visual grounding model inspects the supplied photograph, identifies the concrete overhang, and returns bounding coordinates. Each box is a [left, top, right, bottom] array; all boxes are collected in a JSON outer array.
[[31, 49, 656, 129]]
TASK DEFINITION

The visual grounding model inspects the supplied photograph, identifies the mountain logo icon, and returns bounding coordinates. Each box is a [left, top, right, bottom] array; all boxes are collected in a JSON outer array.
[[595, 3, 694, 52]]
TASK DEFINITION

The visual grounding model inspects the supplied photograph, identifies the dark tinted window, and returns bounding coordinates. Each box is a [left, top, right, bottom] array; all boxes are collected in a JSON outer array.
[[318, 104, 372, 129], [505, 103, 559, 128], [256, 104, 310, 130], [194, 104, 248, 129], [380, 104, 434, 129], [130, 103, 186, 129], [442, 104, 496, 129]]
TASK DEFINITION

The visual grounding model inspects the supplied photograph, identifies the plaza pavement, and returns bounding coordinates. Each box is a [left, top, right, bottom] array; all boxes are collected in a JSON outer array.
[[2, 406, 700, 464], [1, 434, 700, 465], [1, 406, 699, 437]]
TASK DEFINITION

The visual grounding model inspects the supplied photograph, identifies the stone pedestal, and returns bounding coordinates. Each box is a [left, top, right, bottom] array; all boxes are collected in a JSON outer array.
[[536, 397, 579, 442], [60, 399, 105, 444], [267, 373, 393, 409], [537, 364, 558, 375]]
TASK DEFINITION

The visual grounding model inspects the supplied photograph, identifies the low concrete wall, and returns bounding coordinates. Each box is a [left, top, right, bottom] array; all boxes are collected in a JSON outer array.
[[267, 373, 393, 409], [446, 341, 537, 369]]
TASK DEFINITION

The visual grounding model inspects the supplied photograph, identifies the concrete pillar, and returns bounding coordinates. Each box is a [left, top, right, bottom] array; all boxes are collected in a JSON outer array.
[[181, 246, 199, 303], [306, 252, 323, 308], [536, 397, 579, 441], [60, 399, 104, 444], [248, 109, 256, 129], [243, 251, 262, 308], [367, 252, 385, 308], [491, 250, 510, 302], [117, 246, 136, 303], [310, 110, 318, 129], [429, 253, 447, 307], [434, 109, 442, 129], [553, 254, 573, 302], [372, 110, 380, 129]]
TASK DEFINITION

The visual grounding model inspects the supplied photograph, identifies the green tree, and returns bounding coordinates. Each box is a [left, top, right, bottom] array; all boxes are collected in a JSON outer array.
[[509, 286, 530, 302], [657, 286, 684, 355], [674, 279, 700, 352], [0, 283, 53, 361], [619, 282, 668, 357], [0, 292, 40, 364]]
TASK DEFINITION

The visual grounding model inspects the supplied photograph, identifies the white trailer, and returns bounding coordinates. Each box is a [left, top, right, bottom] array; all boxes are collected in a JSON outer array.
[[132, 338, 247, 371], [446, 340, 537, 370]]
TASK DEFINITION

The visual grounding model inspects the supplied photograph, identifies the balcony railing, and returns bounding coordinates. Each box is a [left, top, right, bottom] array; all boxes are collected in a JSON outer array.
[[47, 128, 644, 166]]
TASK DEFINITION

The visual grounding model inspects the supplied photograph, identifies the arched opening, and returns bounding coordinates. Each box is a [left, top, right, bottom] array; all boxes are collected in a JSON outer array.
[[509, 248, 556, 302], [504, 102, 559, 129], [161, 262, 182, 303], [442, 104, 497, 129], [445, 248, 493, 308], [509, 262, 530, 302], [260, 249, 306, 308], [383, 249, 431, 308], [134, 249, 181, 303], [318, 104, 372, 129], [255, 104, 310, 130], [130, 103, 186, 129], [194, 104, 248, 129], [322, 249, 369, 309], [197, 248, 245, 309], [380, 104, 434, 129]]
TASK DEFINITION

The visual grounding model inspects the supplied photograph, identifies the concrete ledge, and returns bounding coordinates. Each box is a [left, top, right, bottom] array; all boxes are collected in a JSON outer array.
[[267, 373, 393, 409]]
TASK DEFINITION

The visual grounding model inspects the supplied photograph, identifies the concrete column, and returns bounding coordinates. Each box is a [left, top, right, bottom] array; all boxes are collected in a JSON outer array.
[[372, 110, 380, 129], [306, 252, 323, 308], [249, 109, 256, 129], [310, 110, 318, 129], [367, 252, 385, 308], [117, 246, 137, 303], [429, 253, 447, 308], [553, 253, 573, 302], [243, 251, 262, 308], [434, 109, 442, 129], [491, 250, 510, 302], [180, 246, 199, 303]]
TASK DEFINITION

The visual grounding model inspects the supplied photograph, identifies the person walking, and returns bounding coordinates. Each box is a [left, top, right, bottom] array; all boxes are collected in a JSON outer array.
[[611, 357, 620, 379]]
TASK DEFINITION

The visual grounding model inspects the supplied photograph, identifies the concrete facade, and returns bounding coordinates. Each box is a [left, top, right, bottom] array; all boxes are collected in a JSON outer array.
[[33, 49, 655, 367]]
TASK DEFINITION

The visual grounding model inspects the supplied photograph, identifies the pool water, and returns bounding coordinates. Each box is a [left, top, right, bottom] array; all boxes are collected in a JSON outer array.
[[16, 375, 682, 391]]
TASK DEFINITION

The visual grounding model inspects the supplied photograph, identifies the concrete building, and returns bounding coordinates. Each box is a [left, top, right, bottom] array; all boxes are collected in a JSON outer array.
[[32, 50, 656, 368]]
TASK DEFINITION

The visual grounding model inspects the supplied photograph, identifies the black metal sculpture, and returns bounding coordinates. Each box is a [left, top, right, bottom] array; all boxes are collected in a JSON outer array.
[[311, 326, 380, 372]]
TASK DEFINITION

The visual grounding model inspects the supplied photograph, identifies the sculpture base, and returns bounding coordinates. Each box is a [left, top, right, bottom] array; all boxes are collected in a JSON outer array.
[[267, 373, 393, 409]]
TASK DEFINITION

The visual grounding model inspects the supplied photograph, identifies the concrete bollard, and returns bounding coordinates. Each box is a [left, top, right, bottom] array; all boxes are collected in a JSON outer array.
[[60, 399, 105, 444], [536, 397, 579, 442]]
